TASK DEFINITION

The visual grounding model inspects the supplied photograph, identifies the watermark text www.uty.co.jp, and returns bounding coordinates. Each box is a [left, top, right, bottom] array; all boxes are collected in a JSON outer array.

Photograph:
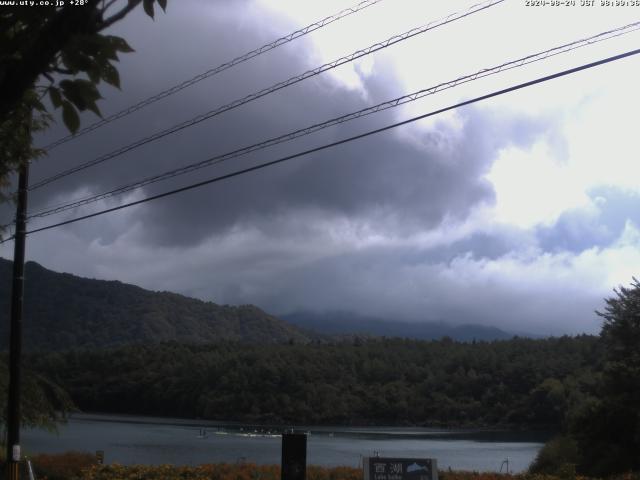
[[0, 1, 88, 6]]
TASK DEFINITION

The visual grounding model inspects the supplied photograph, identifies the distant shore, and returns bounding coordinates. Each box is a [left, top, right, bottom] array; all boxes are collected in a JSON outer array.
[[68, 412, 553, 441]]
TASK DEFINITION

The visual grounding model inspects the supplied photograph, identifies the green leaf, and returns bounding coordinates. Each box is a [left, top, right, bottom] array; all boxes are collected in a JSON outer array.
[[59, 79, 102, 115], [78, 33, 109, 56], [143, 0, 154, 18], [90, 35, 119, 61], [60, 50, 88, 74], [86, 65, 101, 84], [101, 63, 121, 89], [157, 0, 167, 11], [49, 87, 62, 108], [106, 35, 134, 54], [61, 101, 80, 134], [31, 97, 47, 113], [85, 100, 102, 118]]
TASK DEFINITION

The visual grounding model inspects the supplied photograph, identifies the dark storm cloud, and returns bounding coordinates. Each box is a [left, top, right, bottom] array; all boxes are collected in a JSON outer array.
[[19, 0, 557, 249], [26, 0, 290, 198], [417, 229, 532, 264], [218, 238, 602, 335], [4, 0, 614, 336], [128, 99, 552, 247]]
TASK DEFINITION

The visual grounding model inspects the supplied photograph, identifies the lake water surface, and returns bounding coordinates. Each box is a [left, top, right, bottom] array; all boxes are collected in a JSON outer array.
[[22, 414, 546, 473]]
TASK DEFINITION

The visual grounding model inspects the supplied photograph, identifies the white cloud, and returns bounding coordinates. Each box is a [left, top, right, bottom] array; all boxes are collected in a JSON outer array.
[[485, 140, 590, 228]]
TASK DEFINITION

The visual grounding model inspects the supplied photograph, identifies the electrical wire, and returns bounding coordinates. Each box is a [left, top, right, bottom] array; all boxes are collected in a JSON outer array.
[[11, 47, 638, 240], [41, 0, 386, 151], [26, 20, 640, 221], [0, 235, 16, 245], [29, 0, 504, 191], [0, 221, 16, 245]]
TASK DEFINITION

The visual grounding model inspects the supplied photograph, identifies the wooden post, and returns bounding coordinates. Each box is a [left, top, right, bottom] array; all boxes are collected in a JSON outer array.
[[281, 433, 306, 480], [6, 164, 29, 480]]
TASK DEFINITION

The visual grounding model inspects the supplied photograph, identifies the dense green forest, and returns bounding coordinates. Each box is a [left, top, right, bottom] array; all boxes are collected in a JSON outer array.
[[30, 335, 601, 428], [0, 259, 312, 349]]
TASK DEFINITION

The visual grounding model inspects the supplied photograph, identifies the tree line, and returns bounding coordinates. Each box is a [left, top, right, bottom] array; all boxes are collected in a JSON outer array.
[[28, 335, 601, 429]]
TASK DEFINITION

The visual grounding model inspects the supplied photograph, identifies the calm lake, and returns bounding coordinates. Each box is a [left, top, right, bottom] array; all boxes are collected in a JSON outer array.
[[22, 414, 547, 473]]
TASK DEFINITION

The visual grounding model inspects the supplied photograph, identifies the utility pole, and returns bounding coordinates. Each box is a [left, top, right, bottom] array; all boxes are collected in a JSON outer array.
[[6, 163, 29, 480]]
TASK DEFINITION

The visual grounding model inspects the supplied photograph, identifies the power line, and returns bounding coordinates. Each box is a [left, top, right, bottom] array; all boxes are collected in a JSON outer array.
[[13, 47, 639, 240], [0, 233, 16, 245], [29, 0, 504, 191], [25, 21, 640, 220], [41, 0, 386, 151]]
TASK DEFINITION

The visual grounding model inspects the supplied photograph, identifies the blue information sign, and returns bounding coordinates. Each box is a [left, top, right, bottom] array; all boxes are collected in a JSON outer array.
[[363, 457, 437, 480]]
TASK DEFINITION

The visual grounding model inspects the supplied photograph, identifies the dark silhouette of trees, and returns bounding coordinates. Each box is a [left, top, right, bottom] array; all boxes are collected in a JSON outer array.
[[0, 0, 168, 424], [0, 0, 167, 206], [570, 279, 640, 475], [29, 335, 601, 429]]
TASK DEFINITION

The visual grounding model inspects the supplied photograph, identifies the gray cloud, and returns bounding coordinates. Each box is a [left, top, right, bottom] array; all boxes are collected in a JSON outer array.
[[2, 0, 624, 336], [536, 186, 640, 254], [24, 0, 554, 248]]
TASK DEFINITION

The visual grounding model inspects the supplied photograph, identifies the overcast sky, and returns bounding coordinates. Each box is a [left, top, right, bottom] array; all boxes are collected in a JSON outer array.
[[2, 0, 640, 335]]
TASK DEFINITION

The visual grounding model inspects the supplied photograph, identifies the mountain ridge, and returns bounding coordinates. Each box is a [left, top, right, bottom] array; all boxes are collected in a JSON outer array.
[[281, 311, 517, 341], [0, 258, 312, 350], [1, 258, 525, 351]]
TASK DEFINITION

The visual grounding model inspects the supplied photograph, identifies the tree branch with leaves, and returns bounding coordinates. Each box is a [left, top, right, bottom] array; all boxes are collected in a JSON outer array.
[[0, 0, 167, 209], [0, 0, 167, 127], [0, 0, 168, 424]]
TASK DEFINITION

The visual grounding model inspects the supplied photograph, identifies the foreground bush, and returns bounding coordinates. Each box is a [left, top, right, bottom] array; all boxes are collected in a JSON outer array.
[[12, 454, 640, 480], [440, 473, 518, 480], [528, 436, 579, 476], [30, 451, 98, 480], [79, 465, 640, 480], [82, 463, 281, 480], [307, 465, 362, 480], [441, 473, 640, 480], [82, 464, 362, 480]]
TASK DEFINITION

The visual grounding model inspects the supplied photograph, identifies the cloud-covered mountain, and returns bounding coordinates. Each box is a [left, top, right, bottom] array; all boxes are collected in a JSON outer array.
[[281, 311, 519, 341]]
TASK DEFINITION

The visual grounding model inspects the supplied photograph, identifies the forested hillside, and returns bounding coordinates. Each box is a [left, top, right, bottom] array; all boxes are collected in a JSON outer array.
[[31, 335, 602, 428], [0, 258, 311, 350]]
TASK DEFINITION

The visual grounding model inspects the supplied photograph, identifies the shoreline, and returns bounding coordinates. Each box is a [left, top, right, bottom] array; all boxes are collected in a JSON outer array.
[[32, 412, 552, 450], [67, 411, 555, 438]]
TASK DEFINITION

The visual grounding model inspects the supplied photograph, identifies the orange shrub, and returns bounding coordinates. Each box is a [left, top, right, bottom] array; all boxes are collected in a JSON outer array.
[[439, 472, 516, 480], [19, 458, 635, 480], [307, 465, 362, 480], [81, 463, 283, 480], [30, 451, 98, 480], [82, 463, 361, 480]]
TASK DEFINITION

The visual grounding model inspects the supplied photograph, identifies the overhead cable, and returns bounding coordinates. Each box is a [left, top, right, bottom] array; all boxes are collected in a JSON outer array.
[[41, 0, 386, 151], [26, 20, 640, 220], [12, 47, 638, 240], [29, 0, 504, 191]]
